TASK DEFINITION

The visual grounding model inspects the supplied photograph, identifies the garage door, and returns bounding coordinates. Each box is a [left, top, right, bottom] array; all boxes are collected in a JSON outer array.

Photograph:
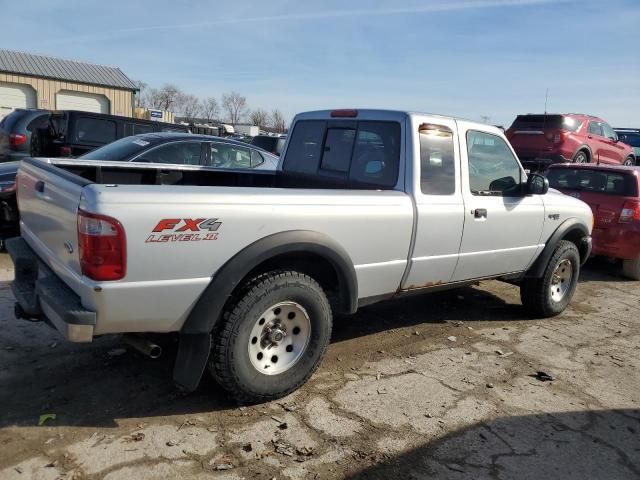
[[0, 82, 36, 117], [56, 91, 109, 114]]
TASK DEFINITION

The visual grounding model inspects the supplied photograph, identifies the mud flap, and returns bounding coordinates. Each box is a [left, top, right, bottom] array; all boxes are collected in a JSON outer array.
[[172, 333, 211, 393]]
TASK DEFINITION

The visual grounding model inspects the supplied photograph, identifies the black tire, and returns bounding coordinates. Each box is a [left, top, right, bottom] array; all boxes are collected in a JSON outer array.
[[573, 150, 589, 164], [623, 156, 635, 167], [520, 240, 580, 318], [209, 270, 332, 403]]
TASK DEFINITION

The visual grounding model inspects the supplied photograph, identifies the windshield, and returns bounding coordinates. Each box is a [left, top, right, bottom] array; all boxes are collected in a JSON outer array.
[[79, 136, 154, 161]]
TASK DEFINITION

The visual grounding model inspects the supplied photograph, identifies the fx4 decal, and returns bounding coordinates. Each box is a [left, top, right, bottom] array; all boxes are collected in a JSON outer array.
[[146, 218, 222, 243]]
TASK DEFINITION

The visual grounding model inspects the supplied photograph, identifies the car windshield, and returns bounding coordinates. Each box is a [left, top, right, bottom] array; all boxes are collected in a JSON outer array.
[[79, 136, 154, 161], [618, 132, 640, 148], [547, 168, 638, 196]]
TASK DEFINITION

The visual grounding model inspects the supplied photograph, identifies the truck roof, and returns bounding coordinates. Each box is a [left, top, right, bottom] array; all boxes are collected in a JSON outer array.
[[293, 109, 498, 131]]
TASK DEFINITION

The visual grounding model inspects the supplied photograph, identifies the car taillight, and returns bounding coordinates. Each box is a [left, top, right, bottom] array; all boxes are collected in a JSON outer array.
[[619, 200, 640, 223], [77, 210, 126, 281], [9, 133, 27, 147], [59, 146, 72, 157]]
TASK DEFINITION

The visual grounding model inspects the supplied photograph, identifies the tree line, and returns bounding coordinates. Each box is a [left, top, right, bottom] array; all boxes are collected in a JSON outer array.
[[134, 82, 287, 133]]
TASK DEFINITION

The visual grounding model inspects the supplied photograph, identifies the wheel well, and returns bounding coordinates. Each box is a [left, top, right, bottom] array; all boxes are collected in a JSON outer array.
[[562, 228, 589, 261], [241, 252, 346, 312], [575, 148, 590, 161]]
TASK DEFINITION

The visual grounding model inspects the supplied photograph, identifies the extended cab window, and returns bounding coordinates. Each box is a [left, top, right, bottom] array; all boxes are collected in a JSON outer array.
[[467, 130, 522, 196], [419, 124, 455, 195], [284, 120, 400, 188]]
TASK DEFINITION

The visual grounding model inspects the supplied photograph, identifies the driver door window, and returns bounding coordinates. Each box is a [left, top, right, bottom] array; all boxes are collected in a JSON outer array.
[[467, 130, 522, 195]]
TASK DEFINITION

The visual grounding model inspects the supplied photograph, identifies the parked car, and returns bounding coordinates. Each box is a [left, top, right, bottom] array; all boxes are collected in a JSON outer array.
[[7, 109, 592, 403], [31, 110, 190, 158], [78, 133, 278, 169], [0, 133, 277, 241], [546, 163, 640, 279], [0, 109, 50, 162], [614, 128, 640, 159], [506, 114, 636, 172], [251, 134, 286, 156]]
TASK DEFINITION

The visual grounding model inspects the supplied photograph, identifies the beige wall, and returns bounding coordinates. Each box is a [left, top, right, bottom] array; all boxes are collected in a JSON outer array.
[[0, 72, 134, 117]]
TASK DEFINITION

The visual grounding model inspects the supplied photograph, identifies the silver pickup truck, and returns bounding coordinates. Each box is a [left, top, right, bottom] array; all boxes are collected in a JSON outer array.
[[8, 109, 593, 403]]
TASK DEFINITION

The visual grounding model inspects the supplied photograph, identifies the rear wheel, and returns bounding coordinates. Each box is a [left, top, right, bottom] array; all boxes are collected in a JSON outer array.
[[573, 150, 589, 164], [622, 258, 640, 280], [623, 156, 635, 167], [520, 240, 580, 317], [209, 271, 332, 403]]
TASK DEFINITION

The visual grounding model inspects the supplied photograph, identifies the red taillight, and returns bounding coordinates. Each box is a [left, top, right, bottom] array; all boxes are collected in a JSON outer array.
[[78, 210, 126, 281], [330, 109, 358, 118], [9, 133, 26, 147], [619, 200, 640, 223], [59, 146, 72, 157]]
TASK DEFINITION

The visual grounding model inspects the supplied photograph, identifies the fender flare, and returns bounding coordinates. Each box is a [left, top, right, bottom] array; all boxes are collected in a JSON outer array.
[[173, 230, 357, 392], [525, 218, 591, 278]]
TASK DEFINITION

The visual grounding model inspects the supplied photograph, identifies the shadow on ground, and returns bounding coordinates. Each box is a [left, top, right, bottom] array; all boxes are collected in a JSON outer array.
[[0, 263, 629, 429], [347, 409, 640, 479]]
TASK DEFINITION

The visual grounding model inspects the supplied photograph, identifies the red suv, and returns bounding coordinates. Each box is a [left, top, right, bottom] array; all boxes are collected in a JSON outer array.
[[506, 114, 636, 172], [545, 163, 640, 280]]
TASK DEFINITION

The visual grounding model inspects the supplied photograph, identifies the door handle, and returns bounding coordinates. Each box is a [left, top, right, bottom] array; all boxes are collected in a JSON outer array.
[[474, 208, 487, 219], [35, 181, 45, 193]]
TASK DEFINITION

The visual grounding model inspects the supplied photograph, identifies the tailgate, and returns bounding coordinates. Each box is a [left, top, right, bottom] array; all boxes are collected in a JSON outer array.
[[17, 158, 89, 276]]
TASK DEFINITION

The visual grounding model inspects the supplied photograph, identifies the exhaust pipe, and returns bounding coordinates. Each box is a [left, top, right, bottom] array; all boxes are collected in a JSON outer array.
[[123, 334, 162, 359]]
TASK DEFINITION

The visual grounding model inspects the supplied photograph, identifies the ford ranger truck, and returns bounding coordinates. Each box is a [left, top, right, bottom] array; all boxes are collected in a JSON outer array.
[[7, 109, 593, 403]]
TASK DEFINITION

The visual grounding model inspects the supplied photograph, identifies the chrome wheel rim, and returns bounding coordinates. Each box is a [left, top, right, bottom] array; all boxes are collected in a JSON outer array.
[[575, 153, 588, 164], [623, 158, 634, 166], [550, 259, 573, 302], [248, 301, 311, 375]]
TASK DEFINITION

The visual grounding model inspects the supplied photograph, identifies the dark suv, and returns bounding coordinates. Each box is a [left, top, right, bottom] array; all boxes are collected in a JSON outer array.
[[0, 109, 50, 162], [250, 135, 286, 156], [506, 114, 635, 172], [32, 110, 190, 158]]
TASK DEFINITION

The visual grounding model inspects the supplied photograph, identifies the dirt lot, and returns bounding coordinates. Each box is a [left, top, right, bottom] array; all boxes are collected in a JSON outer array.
[[0, 253, 638, 480]]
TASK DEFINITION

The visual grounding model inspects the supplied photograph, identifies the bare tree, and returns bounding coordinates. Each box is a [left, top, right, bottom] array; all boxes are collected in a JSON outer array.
[[133, 80, 148, 108], [201, 97, 220, 124], [147, 84, 182, 112], [177, 94, 202, 123], [221, 92, 248, 125], [249, 109, 269, 129], [270, 109, 287, 133]]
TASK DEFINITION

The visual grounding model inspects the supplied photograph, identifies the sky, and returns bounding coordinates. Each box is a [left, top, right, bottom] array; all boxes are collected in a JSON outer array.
[[1, 0, 639, 126]]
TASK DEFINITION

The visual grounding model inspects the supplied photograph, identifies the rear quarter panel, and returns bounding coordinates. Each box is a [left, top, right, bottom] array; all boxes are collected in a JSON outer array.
[[81, 185, 414, 334]]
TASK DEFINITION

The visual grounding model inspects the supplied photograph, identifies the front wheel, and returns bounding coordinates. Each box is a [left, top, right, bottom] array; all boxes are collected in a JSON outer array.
[[623, 156, 635, 167], [520, 240, 580, 317], [209, 271, 332, 403]]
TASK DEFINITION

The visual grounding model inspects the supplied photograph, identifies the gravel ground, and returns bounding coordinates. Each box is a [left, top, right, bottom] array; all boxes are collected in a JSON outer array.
[[0, 253, 638, 479]]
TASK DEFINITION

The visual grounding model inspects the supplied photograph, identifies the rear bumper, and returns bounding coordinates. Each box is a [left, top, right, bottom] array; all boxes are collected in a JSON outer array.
[[519, 154, 570, 172], [591, 226, 640, 260], [6, 237, 95, 342]]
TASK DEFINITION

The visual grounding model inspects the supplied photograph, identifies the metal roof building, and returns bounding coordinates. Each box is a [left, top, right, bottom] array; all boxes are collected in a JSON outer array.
[[0, 49, 138, 118]]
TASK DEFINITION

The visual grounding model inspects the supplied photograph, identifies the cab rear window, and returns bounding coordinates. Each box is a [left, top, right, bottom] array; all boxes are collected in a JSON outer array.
[[283, 120, 401, 188], [547, 168, 638, 196]]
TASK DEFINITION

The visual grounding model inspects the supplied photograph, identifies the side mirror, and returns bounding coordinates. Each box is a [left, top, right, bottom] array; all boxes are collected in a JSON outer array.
[[527, 173, 549, 195]]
